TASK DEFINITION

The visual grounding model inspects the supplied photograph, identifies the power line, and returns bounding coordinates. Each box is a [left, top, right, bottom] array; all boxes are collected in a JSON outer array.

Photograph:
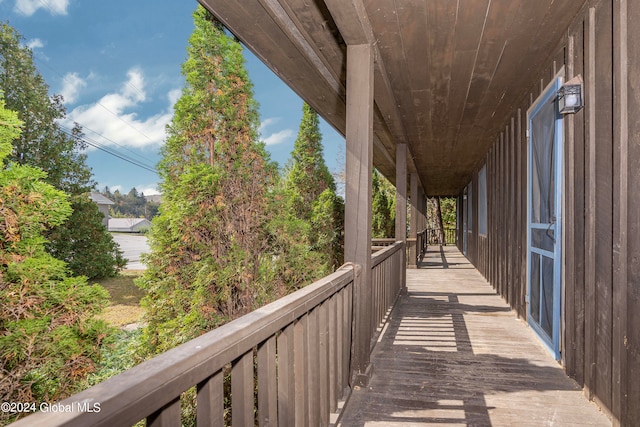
[[59, 125, 158, 174], [81, 123, 157, 167], [40, 0, 55, 14]]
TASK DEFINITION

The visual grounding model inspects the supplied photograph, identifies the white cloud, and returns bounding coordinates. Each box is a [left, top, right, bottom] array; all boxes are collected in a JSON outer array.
[[137, 185, 160, 196], [259, 117, 294, 146], [14, 0, 70, 16], [26, 38, 44, 50], [121, 69, 146, 103], [167, 88, 181, 109], [64, 68, 176, 149], [259, 117, 279, 133], [59, 72, 87, 104], [262, 129, 295, 146]]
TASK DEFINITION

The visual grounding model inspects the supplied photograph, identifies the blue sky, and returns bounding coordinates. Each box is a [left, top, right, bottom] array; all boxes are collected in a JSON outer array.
[[1, 0, 345, 195]]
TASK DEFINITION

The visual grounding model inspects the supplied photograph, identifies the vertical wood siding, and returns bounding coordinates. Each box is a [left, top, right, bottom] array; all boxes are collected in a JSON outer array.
[[461, 1, 638, 424]]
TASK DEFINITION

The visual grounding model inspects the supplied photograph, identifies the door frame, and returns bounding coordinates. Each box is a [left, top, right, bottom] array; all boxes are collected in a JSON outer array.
[[526, 73, 564, 360]]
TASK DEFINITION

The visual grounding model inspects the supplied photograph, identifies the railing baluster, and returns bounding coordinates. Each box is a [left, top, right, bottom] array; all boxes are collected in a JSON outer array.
[[344, 282, 353, 392], [379, 264, 384, 326], [328, 294, 338, 412], [257, 336, 277, 426], [380, 264, 384, 324], [307, 308, 320, 425], [319, 301, 330, 425], [376, 264, 381, 330], [147, 396, 180, 427], [382, 261, 388, 319], [197, 370, 224, 427], [294, 316, 308, 425], [277, 323, 295, 426], [231, 351, 254, 427], [336, 288, 345, 399]]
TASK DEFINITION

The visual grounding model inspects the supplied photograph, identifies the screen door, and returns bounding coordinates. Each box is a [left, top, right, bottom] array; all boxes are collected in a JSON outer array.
[[527, 77, 563, 359]]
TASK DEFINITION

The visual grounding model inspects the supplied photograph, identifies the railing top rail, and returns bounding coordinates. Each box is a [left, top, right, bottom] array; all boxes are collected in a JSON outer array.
[[12, 265, 356, 427], [371, 241, 404, 268]]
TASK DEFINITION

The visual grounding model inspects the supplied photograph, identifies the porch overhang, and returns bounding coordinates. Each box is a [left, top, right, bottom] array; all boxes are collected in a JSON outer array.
[[198, 0, 585, 196]]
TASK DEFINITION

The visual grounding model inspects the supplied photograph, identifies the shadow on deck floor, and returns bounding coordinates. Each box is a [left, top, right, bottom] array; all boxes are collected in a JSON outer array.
[[337, 246, 610, 427]]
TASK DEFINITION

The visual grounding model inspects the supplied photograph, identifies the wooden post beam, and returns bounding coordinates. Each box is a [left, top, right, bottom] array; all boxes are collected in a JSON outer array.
[[344, 43, 374, 387], [395, 144, 407, 290], [408, 173, 419, 268]]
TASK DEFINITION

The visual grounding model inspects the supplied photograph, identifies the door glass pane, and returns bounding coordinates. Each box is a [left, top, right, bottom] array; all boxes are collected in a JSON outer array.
[[530, 253, 540, 324], [531, 99, 556, 224], [541, 256, 554, 337]]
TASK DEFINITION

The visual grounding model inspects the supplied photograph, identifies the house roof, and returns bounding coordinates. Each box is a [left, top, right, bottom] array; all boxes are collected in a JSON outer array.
[[108, 218, 150, 228], [198, 0, 585, 195], [89, 191, 115, 205]]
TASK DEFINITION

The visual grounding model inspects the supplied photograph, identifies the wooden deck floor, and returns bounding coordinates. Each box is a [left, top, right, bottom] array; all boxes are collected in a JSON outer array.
[[337, 246, 611, 427]]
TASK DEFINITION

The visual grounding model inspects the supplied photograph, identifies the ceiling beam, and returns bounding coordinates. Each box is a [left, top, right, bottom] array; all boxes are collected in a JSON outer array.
[[255, 0, 344, 94], [324, 0, 422, 187], [199, 0, 348, 136]]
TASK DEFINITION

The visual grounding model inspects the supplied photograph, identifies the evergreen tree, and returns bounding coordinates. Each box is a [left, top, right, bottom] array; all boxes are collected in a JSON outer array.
[[371, 168, 395, 238], [282, 103, 343, 272], [0, 23, 123, 279], [137, 7, 278, 355], [284, 103, 335, 217], [46, 195, 126, 277], [102, 187, 159, 219], [0, 99, 110, 421], [0, 23, 91, 193]]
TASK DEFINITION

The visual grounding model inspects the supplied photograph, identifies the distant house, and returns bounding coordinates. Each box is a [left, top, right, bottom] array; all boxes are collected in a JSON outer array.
[[108, 218, 151, 233], [89, 192, 114, 227]]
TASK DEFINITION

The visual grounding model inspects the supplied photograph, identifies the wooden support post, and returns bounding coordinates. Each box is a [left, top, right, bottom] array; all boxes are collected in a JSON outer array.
[[395, 144, 407, 291], [408, 173, 418, 268], [344, 43, 374, 387], [436, 197, 445, 245], [419, 189, 426, 233], [419, 189, 426, 255], [613, 1, 634, 424]]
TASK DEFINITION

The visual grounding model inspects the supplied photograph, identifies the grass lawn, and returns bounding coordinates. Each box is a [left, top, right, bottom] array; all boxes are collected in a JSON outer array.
[[95, 271, 146, 327]]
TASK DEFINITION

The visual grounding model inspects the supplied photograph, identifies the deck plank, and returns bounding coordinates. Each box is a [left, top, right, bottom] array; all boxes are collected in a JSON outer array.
[[337, 246, 610, 427]]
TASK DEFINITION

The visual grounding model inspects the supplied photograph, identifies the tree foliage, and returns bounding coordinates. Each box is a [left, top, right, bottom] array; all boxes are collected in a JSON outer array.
[[284, 103, 335, 216], [0, 22, 123, 280], [372, 168, 396, 238], [282, 103, 343, 273], [46, 195, 126, 278], [0, 23, 92, 194], [101, 186, 160, 220], [439, 197, 457, 228], [137, 7, 280, 356], [427, 197, 457, 229], [0, 99, 110, 421]]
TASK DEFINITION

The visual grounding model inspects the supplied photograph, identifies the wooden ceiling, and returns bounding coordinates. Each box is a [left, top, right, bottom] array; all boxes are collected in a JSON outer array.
[[198, 0, 585, 196]]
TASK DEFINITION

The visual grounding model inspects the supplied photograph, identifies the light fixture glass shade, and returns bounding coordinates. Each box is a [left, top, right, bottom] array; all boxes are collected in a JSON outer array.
[[558, 76, 583, 114]]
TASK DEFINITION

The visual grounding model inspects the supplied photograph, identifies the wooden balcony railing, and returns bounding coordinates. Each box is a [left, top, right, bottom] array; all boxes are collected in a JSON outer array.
[[370, 242, 404, 347], [11, 242, 405, 427], [371, 237, 396, 252], [425, 227, 456, 245], [416, 229, 428, 264]]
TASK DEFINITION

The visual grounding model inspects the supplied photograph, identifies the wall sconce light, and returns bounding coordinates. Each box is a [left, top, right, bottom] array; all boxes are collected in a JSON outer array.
[[558, 75, 583, 114]]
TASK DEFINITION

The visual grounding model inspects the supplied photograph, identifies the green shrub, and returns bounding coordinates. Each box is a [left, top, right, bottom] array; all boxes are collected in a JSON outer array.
[[0, 99, 110, 422]]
